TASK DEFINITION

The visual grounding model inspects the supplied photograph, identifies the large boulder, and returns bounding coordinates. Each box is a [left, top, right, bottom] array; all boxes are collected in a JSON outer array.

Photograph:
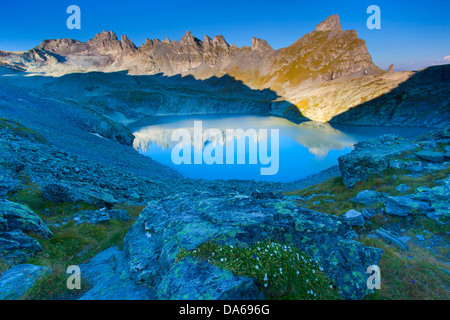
[[415, 150, 446, 163], [0, 200, 52, 239], [80, 247, 156, 300], [0, 200, 51, 266], [384, 195, 432, 217], [0, 231, 43, 265], [157, 257, 263, 300], [42, 182, 117, 208], [338, 135, 419, 188], [0, 264, 50, 300], [118, 193, 382, 300], [383, 176, 450, 221]]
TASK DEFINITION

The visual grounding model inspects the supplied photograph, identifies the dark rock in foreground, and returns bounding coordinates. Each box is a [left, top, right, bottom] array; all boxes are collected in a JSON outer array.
[[0, 264, 50, 300], [0, 200, 52, 265], [80, 193, 382, 300], [338, 134, 419, 188]]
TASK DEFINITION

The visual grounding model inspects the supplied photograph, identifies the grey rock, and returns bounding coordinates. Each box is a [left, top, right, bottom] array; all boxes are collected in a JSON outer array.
[[419, 141, 437, 150], [338, 134, 418, 188], [73, 209, 130, 225], [375, 228, 409, 251], [315, 14, 342, 32], [396, 184, 411, 193], [384, 195, 431, 217], [398, 236, 412, 243], [344, 231, 358, 240], [389, 160, 424, 173], [157, 257, 263, 300], [0, 230, 43, 265], [0, 264, 50, 300], [416, 235, 426, 241], [351, 190, 383, 206], [361, 208, 382, 219], [415, 150, 446, 163], [0, 167, 21, 198], [343, 210, 365, 226], [42, 182, 117, 208], [80, 247, 156, 300], [122, 194, 382, 300], [0, 200, 52, 239]]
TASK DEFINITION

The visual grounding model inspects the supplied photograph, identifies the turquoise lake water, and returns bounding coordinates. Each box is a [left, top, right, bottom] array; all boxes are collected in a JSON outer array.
[[132, 115, 431, 182]]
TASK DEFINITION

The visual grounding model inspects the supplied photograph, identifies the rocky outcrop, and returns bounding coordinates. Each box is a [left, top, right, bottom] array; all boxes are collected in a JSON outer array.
[[338, 126, 450, 189], [76, 192, 384, 300], [0, 200, 52, 239], [0, 200, 52, 266], [72, 209, 130, 225], [79, 247, 157, 300], [383, 177, 450, 222], [41, 182, 118, 208], [0, 264, 50, 300], [338, 134, 419, 188]]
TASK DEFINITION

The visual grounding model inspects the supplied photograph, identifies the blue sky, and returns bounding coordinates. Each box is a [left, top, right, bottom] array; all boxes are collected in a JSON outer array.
[[1, 0, 449, 70]]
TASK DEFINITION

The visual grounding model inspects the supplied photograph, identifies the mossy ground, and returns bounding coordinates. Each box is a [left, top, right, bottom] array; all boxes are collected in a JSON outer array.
[[3, 176, 145, 300], [178, 241, 341, 300], [286, 166, 450, 300], [0, 118, 45, 143]]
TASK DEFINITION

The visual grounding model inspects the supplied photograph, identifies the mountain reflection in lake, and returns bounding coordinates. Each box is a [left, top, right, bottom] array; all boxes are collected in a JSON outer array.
[[132, 115, 429, 182]]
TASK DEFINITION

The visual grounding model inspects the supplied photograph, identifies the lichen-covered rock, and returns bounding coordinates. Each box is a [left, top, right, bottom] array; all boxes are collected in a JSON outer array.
[[121, 193, 382, 300], [351, 190, 384, 206], [0, 200, 52, 239], [383, 176, 450, 221], [384, 195, 432, 217], [80, 247, 156, 300], [343, 210, 365, 226], [41, 182, 117, 208], [415, 150, 446, 163], [72, 209, 130, 225], [0, 231, 43, 265], [0, 264, 50, 300], [338, 134, 419, 188], [157, 257, 263, 300], [0, 167, 21, 198]]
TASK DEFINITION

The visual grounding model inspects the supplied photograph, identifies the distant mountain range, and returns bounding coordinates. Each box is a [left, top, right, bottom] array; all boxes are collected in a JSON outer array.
[[1, 14, 448, 125]]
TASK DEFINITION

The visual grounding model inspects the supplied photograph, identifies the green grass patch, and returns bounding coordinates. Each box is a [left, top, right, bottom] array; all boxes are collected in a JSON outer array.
[[361, 237, 450, 300], [0, 118, 45, 143], [6, 178, 146, 300], [286, 166, 450, 218], [179, 241, 341, 300]]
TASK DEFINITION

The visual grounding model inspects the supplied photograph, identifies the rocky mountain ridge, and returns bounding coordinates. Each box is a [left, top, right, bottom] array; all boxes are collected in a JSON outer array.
[[1, 15, 419, 123]]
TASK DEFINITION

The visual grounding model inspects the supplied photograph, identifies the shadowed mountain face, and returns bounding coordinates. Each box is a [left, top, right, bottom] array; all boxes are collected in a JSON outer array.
[[0, 14, 447, 126], [0, 69, 304, 128], [331, 65, 450, 128]]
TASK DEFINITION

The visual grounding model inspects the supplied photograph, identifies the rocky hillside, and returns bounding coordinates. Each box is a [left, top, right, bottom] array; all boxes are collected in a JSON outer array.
[[1, 14, 425, 124], [331, 64, 450, 127]]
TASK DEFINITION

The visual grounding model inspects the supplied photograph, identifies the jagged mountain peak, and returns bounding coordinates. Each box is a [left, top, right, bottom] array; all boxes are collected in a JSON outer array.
[[315, 14, 342, 32], [90, 30, 119, 42], [251, 37, 273, 55], [179, 31, 201, 46]]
